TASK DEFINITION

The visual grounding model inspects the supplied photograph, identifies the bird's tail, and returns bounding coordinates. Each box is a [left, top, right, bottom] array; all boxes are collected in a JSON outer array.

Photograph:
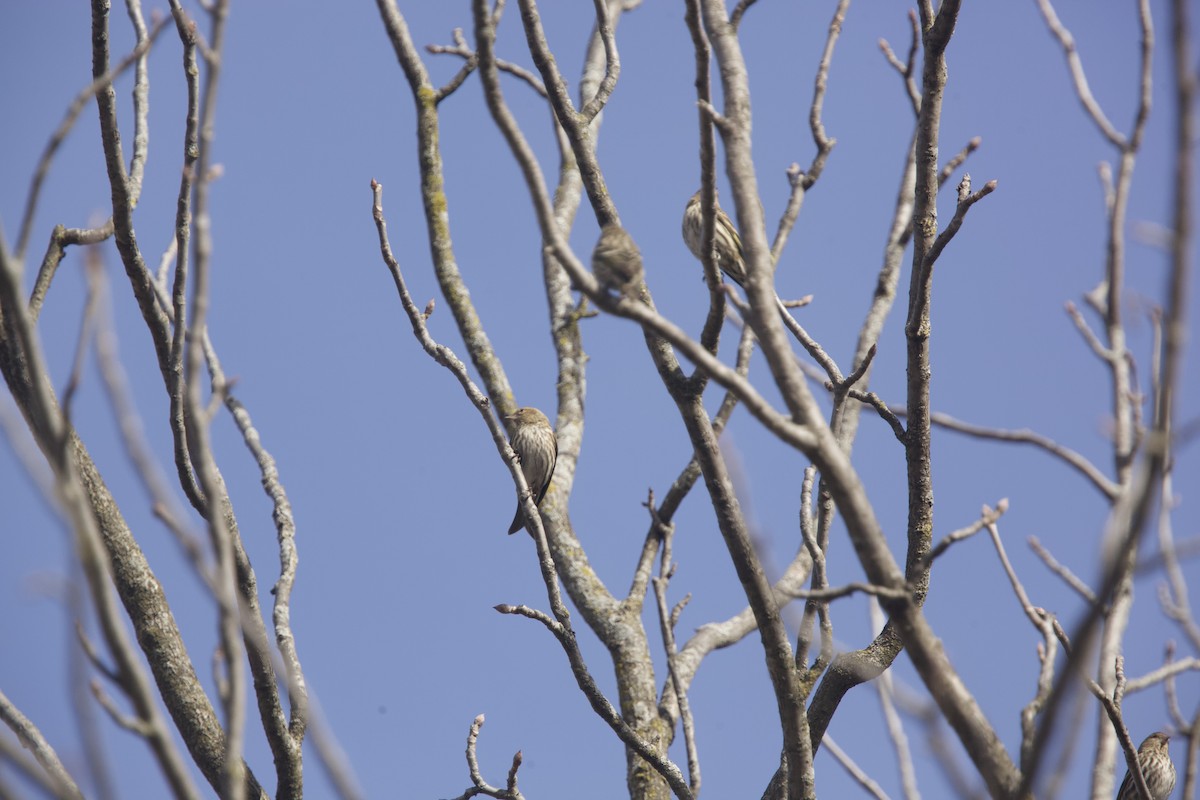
[[507, 505, 524, 535]]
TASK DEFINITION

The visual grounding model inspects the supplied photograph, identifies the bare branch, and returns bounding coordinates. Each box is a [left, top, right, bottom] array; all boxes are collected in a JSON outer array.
[[166, 4, 249, 797], [374, 179, 692, 799]]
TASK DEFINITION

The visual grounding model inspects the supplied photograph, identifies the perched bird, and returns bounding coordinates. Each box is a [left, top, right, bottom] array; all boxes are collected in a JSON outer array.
[[682, 190, 748, 287], [1116, 732, 1175, 800], [505, 407, 558, 535], [592, 223, 643, 295]]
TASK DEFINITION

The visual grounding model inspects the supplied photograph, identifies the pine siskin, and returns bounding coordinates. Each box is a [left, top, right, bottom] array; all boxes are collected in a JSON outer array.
[[1116, 732, 1175, 800], [592, 223, 643, 295], [505, 407, 558, 535], [682, 190, 748, 287]]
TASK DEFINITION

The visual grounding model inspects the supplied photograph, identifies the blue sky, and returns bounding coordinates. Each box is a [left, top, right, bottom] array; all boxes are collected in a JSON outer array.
[[0, 1, 1195, 798]]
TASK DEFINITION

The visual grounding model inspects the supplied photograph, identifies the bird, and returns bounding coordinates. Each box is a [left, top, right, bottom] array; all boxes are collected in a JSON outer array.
[[681, 190, 748, 287], [505, 407, 558, 535], [1116, 731, 1175, 800], [592, 223, 643, 296]]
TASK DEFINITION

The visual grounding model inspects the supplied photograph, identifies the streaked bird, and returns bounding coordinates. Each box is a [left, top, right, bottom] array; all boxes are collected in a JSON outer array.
[[592, 223, 643, 295], [682, 190, 748, 287], [505, 407, 558, 535], [1116, 732, 1175, 800]]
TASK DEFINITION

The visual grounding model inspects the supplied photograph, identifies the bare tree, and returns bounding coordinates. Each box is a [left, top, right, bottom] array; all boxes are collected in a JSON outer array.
[[0, 1, 1196, 799]]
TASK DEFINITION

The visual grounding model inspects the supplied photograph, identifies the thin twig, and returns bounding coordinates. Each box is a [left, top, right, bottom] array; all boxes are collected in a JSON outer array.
[[684, 0, 726, 359], [1027, 536, 1102, 609], [1065, 300, 1114, 361], [795, 582, 908, 602], [0, 733, 74, 800], [940, 137, 981, 185], [1123, 656, 1200, 694], [892, 407, 1120, 499], [845, 389, 906, 443], [15, 15, 170, 261], [922, 175, 998, 269], [923, 500, 1009, 567], [1032, 0, 1130, 149], [0, 690, 84, 800], [878, 9, 919, 115], [796, 0, 847, 194], [427, 26, 548, 101], [822, 736, 891, 800], [60, 250, 104, 425], [578, 0, 619, 122], [869, 599, 920, 800], [445, 715, 525, 800], [650, 497, 701, 794], [728, 0, 757, 31]]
